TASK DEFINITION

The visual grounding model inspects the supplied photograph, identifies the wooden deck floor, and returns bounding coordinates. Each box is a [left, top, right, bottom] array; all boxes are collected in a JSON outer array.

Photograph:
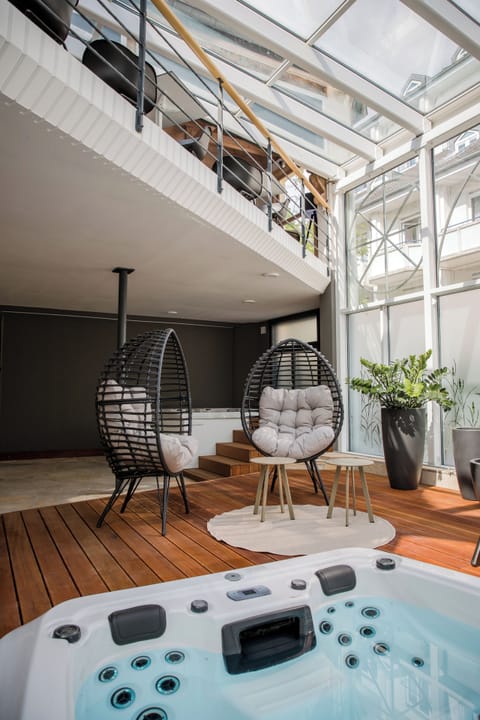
[[1, 468, 480, 639]]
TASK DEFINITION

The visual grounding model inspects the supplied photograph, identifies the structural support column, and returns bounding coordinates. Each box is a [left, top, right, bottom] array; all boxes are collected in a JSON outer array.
[[113, 267, 135, 349], [419, 145, 441, 466]]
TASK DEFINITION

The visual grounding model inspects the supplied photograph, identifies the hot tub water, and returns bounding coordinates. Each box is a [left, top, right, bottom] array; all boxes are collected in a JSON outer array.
[[75, 595, 480, 720]]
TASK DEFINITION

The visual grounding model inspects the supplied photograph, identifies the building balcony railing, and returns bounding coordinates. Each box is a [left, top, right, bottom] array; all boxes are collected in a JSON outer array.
[[9, 0, 332, 268]]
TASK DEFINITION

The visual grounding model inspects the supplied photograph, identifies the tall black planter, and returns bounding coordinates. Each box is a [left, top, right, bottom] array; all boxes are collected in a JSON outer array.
[[381, 408, 426, 490], [453, 428, 480, 500]]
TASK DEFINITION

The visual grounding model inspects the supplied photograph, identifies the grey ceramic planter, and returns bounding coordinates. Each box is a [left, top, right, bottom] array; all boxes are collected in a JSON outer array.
[[470, 458, 480, 502], [452, 428, 480, 500], [381, 408, 425, 490]]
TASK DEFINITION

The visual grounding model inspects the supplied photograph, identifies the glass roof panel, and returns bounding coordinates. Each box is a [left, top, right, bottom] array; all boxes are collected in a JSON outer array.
[[314, 0, 480, 114], [240, 0, 344, 41], [273, 65, 403, 143], [159, 0, 284, 81], [250, 103, 354, 165], [452, 0, 480, 24]]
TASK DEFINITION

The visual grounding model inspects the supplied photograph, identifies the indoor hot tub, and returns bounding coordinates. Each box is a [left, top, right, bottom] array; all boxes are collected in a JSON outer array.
[[0, 548, 479, 720]]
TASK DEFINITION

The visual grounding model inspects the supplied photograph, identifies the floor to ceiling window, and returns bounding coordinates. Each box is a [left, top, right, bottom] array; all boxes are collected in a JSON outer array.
[[344, 122, 480, 467]]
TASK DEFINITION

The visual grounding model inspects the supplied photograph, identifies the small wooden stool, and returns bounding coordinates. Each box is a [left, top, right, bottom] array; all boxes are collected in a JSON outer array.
[[323, 457, 375, 527], [251, 457, 296, 522]]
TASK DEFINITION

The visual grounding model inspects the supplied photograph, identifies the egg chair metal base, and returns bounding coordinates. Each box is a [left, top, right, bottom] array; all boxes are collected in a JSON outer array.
[[96, 473, 190, 536], [305, 459, 329, 504], [270, 459, 329, 504]]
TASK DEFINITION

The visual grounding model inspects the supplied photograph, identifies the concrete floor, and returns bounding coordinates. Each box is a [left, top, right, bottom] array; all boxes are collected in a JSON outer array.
[[0, 456, 162, 514]]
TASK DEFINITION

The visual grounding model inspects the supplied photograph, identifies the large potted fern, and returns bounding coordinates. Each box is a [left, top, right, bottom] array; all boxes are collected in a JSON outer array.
[[349, 350, 452, 490]]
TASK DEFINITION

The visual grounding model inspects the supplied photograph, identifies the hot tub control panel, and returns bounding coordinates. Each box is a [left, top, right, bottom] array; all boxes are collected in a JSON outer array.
[[226, 584, 271, 601]]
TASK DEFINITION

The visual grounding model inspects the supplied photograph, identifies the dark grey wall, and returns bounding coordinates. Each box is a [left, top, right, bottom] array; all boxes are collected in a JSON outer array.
[[232, 323, 270, 407], [127, 319, 235, 408], [0, 302, 334, 455], [0, 312, 116, 453], [0, 310, 238, 454], [318, 281, 336, 366]]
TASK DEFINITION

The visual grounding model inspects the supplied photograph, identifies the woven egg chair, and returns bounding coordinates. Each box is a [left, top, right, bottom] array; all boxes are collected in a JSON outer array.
[[241, 338, 344, 503], [82, 39, 158, 114], [10, 0, 78, 44], [96, 328, 197, 535]]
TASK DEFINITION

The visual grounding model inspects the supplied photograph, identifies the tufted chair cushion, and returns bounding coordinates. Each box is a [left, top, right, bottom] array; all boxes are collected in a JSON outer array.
[[252, 385, 335, 459]]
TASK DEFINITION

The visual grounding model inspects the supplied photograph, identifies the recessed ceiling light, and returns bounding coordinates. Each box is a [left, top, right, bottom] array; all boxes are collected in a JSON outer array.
[[242, 299, 256, 304], [262, 272, 280, 277], [167, 310, 178, 314]]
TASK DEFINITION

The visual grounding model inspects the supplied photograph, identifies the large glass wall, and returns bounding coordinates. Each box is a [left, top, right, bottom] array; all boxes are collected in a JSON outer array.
[[348, 309, 382, 455], [347, 301, 425, 457], [344, 122, 480, 467], [434, 128, 480, 286], [346, 158, 422, 308]]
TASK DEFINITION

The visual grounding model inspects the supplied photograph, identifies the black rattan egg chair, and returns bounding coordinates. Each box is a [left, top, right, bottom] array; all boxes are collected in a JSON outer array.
[[10, 0, 78, 44], [96, 328, 197, 535], [213, 156, 268, 202], [82, 39, 157, 114], [241, 338, 344, 503]]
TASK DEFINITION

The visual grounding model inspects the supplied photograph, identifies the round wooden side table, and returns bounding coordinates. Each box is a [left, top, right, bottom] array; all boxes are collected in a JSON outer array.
[[251, 457, 296, 522], [323, 456, 375, 527]]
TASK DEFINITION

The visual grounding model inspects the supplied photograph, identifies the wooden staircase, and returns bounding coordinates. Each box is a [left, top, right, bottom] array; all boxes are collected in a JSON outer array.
[[184, 429, 261, 481]]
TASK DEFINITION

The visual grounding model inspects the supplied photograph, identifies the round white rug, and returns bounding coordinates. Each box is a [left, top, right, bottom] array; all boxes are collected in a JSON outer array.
[[207, 504, 395, 555]]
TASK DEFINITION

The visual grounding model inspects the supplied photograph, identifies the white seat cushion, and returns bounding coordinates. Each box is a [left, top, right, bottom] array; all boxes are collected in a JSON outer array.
[[98, 380, 198, 473], [252, 385, 334, 460], [160, 433, 198, 473]]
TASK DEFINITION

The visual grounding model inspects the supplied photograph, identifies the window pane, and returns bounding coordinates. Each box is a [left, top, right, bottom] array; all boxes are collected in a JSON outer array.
[[158, 1, 284, 81], [241, 0, 342, 41], [314, 0, 480, 113], [346, 158, 422, 309], [451, 0, 480, 24], [272, 314, 318, 345], [434, 123, 480, 287], [388, 302, 425, 360], [250, 104, 354, 165], [348, 310, 382, 456], [273, 66, 403, 143], [439, 289, 480, 465]]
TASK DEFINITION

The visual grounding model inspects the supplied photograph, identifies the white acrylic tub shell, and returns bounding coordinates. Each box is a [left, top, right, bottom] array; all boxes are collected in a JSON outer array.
[[0, 548, 479, 720]]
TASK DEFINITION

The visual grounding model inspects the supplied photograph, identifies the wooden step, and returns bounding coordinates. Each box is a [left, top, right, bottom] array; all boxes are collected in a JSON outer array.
[[215, 441, 260, 462], [199, 454, 257, 477], [232, 429, 249, 443], [183, 467, 220, 482]]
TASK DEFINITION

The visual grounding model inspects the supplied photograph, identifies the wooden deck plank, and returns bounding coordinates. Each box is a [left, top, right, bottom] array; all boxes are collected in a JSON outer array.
[[55, 504, 136, 592], [166, 481, 287, 565], [88, 497, 203, 581], [129, 494, 240, 574], [22, 509, 79, 606], [73, 501, 164, 587], [39, 506, 109, 597], [1, 469, 480, 639], [0, 516, 21, 637], [2, 512, 51, 625]]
